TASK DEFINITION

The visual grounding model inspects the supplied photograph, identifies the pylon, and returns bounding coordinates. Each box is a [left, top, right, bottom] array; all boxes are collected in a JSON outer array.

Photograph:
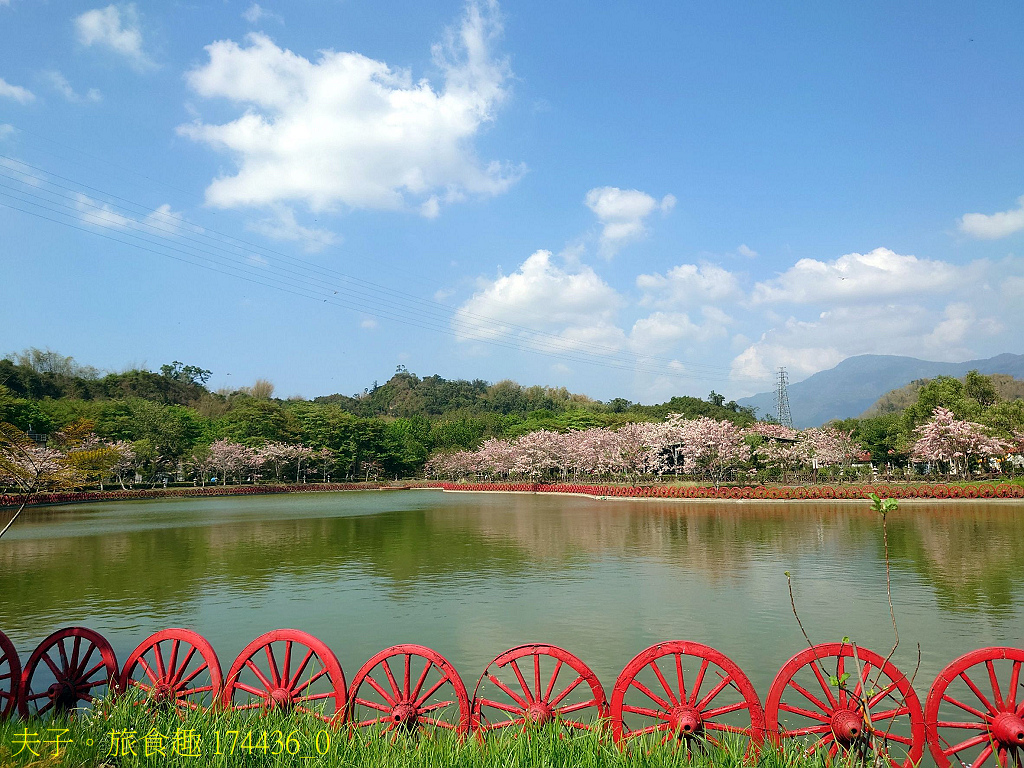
[[775, 368, 793, 428]]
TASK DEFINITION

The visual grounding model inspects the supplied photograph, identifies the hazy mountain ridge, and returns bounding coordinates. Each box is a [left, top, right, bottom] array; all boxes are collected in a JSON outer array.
[[737, 353, 1024, 428]]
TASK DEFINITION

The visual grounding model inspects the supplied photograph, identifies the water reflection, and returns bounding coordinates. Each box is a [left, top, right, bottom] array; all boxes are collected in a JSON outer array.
[[0, 491, 1021, 698]]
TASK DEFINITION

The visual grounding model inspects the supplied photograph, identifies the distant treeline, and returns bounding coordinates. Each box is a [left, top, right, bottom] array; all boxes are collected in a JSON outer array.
[[0, 350, 755, 482]]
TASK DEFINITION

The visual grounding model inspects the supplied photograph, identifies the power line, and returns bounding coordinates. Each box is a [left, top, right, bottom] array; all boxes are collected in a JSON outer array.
[[0, 191, 762, 385], [0, 151, 756, 380], [0, 145, 769, 387]]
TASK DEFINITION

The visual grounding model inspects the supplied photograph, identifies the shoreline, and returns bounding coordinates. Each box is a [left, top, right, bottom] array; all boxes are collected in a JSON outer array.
[[3, 479, 1023, 509]]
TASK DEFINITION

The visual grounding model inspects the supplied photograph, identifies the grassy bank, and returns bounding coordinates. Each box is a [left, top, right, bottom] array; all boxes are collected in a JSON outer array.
[[0, 697, 836, 768]]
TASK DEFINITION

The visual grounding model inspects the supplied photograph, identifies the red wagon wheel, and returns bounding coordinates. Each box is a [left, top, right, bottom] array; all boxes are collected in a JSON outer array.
[[765, 643, 925, 767], [925, 647, 1024, 768], [472, 644, 608, 734], [348, 645, 471, 736], [19, 627, 119, 718], [0, 629, 21, 719], [221, 630, 346, 723], [120, 629, 223, 711], [609, 641, 765, 749]]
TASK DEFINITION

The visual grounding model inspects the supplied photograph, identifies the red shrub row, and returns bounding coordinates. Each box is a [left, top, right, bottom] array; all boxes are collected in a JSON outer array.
[[424, 481, 1024, 500]]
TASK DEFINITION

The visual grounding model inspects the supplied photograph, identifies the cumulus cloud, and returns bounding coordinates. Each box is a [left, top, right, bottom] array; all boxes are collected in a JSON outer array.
[[628, 309, 729, 353], [737, 244, 758, 258], [45, 71, 102, 102], [729, 298, 1008, 389], [75, 5, 151, 69], [0, 76, 34, 103], [584, 186, 675, 255], [751, 247, 961, 304], [454, 249, 626, 352], [247, 207, 338, 252], [74, 193, 190, 237], [637, 262, 741, 308], [959, 196, 1024, 240], [179, 0, 520, 225]]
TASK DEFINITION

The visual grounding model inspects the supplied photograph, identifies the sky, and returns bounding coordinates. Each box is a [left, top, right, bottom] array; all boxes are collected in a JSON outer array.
[[1, 1, 1022, 403]]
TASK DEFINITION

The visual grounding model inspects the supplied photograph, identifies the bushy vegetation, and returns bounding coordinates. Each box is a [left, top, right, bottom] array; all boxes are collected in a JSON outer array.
[[0, 350, 754, 485], [0, 695, 835, 768], [832, 371, 1024, 466]]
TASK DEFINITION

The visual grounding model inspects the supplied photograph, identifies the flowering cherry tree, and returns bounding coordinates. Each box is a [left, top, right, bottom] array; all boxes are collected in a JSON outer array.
[[911, 407, 1009, 476], [677, 417, 750, 487]]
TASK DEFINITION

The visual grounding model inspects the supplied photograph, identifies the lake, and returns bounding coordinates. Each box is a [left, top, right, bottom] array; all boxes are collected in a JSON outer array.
[[1, 489, 1021, 717]]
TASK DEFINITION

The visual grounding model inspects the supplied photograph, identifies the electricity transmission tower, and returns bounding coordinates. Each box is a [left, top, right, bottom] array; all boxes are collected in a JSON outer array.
[[775, 368, 793, 428]]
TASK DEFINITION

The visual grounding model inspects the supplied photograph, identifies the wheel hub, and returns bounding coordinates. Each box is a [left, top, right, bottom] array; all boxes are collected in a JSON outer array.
[[526, 702, 554, 725], [270, 687, 293, 709], [668, 705, 703, 737], [830, 709, 864, 745], [151, 682, 174, 703], [392, 702, 419, 730], [991, 712, 1024, 747], [46, 681, 78, 711]]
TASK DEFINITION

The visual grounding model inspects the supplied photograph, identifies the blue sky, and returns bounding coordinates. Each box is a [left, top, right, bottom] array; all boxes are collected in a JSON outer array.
[[1, 1, 1022, 403]]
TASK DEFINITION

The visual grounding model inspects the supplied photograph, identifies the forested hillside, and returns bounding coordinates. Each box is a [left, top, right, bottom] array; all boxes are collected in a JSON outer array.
[[0, 350, 754, 482], [862, 373, 1024, 417]]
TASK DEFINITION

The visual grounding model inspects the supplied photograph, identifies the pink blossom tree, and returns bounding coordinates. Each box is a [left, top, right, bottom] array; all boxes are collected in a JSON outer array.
[[678, 417, 750, 487], [911, 407, 1009, 476]]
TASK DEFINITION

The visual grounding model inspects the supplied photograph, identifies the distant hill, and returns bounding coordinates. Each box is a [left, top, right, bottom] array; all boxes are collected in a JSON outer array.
[[862, 373, 1024, 417], [736, 353, 1024, 428]]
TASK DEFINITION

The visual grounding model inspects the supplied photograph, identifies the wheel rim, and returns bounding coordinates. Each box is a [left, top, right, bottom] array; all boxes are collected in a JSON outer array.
[[221, 629, 346, 723], [348, 644, 471, 736], [472, 644, 608, 734], [0, 630, 21, 719], [120, 629, 223, 712], [19, 627, 118, 718], [609, 641, 765, 749], [926, 647, 1024, 768], [765, 642, 925, 768]]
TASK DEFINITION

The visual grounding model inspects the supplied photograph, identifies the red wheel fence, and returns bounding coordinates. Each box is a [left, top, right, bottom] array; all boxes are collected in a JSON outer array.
[[2, 626, 1020, 759]]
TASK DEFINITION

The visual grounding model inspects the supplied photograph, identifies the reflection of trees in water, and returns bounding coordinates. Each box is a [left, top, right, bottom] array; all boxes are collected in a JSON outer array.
[[886, 504, 1024, 613], [1, 496, 1020, 640], [0, 506, 535, 634]]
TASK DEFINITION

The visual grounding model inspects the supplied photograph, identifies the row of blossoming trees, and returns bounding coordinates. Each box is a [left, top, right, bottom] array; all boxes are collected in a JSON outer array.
[[3, 406, 1021, 494], [424, 409, 1023, 485], [424, 416, 859, 486]]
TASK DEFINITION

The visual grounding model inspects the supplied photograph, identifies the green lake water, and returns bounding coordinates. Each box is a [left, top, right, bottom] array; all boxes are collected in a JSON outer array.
[[1, 489, 1021, 703]]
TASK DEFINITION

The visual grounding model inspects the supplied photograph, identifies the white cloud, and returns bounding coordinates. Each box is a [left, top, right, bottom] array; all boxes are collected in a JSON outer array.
[[0, 124, 15, 140], [74, 192, 132, 229], [242, 3, 282, 25], [45, 71, 102, 102], [729, 298, 1007, 389], [454, 249, 626, 352], [629, 310, 728, 353], [142, 203, 193, 235], [0, 76, 34, 103], [247, 207, 338, 252], [751, 247, 961, 304], [74, 194, 191, 238], [584, 186, 675, 255], [737, 244, 757, 258], [74, 4, 151, 69], [360, 317, 378, 330], [179, 1, 519, 219], [923, 302, 1003, 349], [637, 262, 741, 308], [959, 196, 1024, 240]]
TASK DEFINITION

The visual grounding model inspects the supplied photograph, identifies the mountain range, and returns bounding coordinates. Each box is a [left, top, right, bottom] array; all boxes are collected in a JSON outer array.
[[736, 353, 1024, 428]]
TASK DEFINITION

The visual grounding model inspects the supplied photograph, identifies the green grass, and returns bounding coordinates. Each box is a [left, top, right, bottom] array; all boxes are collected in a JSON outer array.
[[0, 696, 849, 768]]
